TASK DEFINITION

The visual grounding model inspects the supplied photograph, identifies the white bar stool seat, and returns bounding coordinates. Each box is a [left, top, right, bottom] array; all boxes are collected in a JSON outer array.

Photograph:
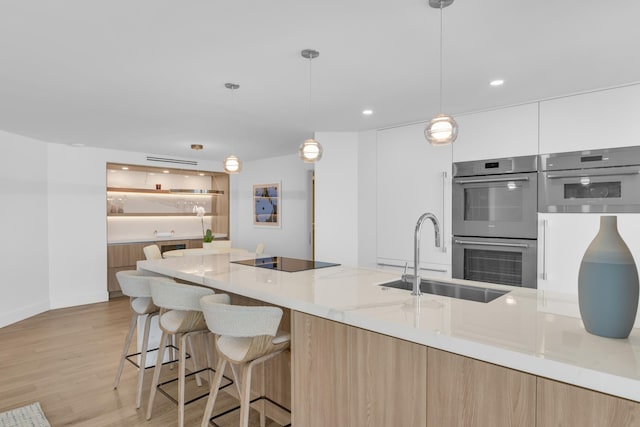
[[113, 270, 163, 409], [146, 279, 217, 427], [199, 294, 291, 427]]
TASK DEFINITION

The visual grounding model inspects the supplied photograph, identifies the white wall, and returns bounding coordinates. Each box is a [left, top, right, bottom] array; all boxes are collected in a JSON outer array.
[[357, 130, 378, 268], [0, 131, 50, 327], [46, 144, 221, 309], [230, 154, 313, 258], [1, 132, 222, 325], [315, 132, 360, 266]]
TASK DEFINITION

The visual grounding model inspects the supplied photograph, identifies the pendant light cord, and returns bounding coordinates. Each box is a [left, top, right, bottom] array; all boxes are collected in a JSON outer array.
[[439, 0, 444, 113], [308, 56, 313, 134]]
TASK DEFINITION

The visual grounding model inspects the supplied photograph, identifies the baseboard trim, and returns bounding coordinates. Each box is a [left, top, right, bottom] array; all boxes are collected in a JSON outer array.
[[49, 291, 109, 310], [0, 300, 50, 328]]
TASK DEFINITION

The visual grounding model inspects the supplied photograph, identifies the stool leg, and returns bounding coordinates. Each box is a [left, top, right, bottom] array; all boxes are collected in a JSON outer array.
[[230, 364, 242, 397], [204, 332, 213, 386], [200, 357, 227, 427], [239, 363, 254, 427], [114, 312, 137, 389], [260, 362, 266, 427], [178, 333, 187, 427], [146, 331, 168, 420], [187, 334, 203, 387], [135, 312, 155, 409], [169, 335, 176, 370]]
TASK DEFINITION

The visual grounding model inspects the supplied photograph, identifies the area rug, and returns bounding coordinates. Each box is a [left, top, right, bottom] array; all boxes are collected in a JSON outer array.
[[0, 402, 51, 427]]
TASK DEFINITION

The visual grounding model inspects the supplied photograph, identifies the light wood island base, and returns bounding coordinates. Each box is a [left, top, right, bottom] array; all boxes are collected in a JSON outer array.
[[291, 311, 640, 427]]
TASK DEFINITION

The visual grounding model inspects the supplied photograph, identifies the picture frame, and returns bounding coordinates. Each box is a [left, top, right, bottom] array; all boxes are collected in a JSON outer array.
[[253, 182, 280, 227]]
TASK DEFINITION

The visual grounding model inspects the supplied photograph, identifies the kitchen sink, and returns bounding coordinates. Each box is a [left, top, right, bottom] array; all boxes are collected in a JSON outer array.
[[378, 279, 509, 303]]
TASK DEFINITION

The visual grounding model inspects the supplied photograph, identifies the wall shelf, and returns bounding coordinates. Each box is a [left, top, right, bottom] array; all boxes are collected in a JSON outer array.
[[107, 187, 224, 195]]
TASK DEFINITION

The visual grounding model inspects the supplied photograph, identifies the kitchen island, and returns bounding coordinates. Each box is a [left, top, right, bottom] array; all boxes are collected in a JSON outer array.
[[138, 254, 640, 426]]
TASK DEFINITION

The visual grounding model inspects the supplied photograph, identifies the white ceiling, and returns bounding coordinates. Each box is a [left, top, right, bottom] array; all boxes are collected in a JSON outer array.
[[1, 0, 639, 163]]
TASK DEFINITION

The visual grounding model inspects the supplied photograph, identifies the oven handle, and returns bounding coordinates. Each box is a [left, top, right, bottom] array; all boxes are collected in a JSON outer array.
[[454, 176, 529, 184], [454, 239, 529, 249], [546, 168, 640, 179]]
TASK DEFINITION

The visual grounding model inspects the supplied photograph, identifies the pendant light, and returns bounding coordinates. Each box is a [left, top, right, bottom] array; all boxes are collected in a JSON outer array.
[[223, 83, 242, 174], [299, 49, 323, 163], [425, 0, 458, 146]]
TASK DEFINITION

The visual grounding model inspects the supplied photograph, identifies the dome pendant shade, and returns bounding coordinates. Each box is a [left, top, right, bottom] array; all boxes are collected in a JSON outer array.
[[298, 138, 323, 163], [223, 155, 242, 174], [425, 114, 458, 146]]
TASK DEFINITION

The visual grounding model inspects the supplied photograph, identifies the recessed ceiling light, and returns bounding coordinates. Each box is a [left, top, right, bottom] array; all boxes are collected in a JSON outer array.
[[362, 109, 373, 115], [198, 173, 205, 176], [489, 79, 504, 87], [163, 170, 170, 174], [121, 167, 129, 170]]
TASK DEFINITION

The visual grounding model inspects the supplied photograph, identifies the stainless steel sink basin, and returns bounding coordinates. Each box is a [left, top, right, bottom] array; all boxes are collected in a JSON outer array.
[[378, 279, 509, 303]]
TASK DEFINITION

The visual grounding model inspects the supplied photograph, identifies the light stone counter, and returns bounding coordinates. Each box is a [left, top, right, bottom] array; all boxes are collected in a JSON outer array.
[[137, 254, 640, 402]]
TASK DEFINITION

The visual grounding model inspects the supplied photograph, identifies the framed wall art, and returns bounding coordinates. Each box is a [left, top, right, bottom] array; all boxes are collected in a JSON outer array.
[[253, 182, 280, 227]]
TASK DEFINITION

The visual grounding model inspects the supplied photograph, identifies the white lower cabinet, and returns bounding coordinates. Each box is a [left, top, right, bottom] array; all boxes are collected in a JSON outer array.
[[538, 213, 640, 302], [376, 123, 452, 277]]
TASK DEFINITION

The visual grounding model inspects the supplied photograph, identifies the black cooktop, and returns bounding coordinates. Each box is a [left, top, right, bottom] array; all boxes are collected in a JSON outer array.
[[231, 256, 340, 272]]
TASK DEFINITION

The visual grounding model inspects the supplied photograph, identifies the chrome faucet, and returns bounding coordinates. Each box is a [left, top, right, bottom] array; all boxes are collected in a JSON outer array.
[[410, 212, 441, 296]]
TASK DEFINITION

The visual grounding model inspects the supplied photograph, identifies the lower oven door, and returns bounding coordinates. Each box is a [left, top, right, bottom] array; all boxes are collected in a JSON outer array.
[[452, 236, 537, 288]]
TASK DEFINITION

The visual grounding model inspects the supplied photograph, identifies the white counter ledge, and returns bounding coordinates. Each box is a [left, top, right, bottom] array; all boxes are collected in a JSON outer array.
[[137, 254, 640, 403]]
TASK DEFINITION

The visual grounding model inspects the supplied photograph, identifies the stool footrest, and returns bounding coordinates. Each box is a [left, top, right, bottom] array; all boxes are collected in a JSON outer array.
[[125, 344, 188, 370], [157, 368, 233, 407], [208, 395, 291, 427]]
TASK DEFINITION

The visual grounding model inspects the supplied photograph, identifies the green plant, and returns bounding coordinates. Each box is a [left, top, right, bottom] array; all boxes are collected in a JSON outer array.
[[203, 229, 213, 243]]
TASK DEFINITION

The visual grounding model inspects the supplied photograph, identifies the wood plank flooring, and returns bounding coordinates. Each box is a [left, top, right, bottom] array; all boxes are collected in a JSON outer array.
[[0, 297, 282, 426]]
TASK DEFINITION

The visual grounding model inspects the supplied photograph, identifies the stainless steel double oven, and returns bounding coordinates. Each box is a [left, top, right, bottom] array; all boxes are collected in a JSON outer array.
[[452, 155, 538, 288]]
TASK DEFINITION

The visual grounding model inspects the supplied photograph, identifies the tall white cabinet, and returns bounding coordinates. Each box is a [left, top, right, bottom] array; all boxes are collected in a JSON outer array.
[[539, 84, 640, 154], [376, 123, 452, 277], [452, 103, 539, 162]]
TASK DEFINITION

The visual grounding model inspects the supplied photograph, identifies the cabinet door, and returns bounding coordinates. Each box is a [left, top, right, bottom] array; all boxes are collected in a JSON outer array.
[[538, 213, 640, 327], [539, 84, 640, 154], [377, 123, 452, 275], [291, 311, 428, 427], [291, 311, 350, 426], [537, 378, 640, 426], [349, 326, 427, 426], [452, 103, 539, 162], [427, 348, 536, 427]]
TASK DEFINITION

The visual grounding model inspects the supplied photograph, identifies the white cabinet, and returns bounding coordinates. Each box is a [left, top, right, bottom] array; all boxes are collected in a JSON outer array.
[[452, 103, 539, 163], [376, 123, 451, 277], [539, 84, 640, 154], [538, 213, 640, 295]]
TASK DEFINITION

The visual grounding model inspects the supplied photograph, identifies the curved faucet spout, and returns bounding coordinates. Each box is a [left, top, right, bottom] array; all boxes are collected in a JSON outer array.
[[413, 212, 441, 296]]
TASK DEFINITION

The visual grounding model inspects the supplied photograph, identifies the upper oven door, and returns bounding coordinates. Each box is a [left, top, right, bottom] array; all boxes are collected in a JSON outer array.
[[453, 172, 538, 239], [539, 166, 640, 213]]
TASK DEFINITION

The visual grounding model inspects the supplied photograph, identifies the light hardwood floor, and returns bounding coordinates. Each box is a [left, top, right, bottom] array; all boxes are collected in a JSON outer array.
[[0, 297, 282, 426]]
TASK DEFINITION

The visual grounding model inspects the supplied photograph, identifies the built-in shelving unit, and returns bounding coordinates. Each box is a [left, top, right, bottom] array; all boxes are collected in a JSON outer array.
[[106, 163, 229, 219]]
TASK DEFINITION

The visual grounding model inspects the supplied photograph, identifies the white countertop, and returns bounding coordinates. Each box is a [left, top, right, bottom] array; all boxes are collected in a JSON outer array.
[[137, 254, 640, 402]]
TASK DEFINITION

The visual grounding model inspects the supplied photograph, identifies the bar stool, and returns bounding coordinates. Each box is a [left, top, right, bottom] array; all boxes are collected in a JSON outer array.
[[199, 294, 291, 427], [146, 279, 215, 427], [143, 244, 162, 260], [113, 270, 163, 409]]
